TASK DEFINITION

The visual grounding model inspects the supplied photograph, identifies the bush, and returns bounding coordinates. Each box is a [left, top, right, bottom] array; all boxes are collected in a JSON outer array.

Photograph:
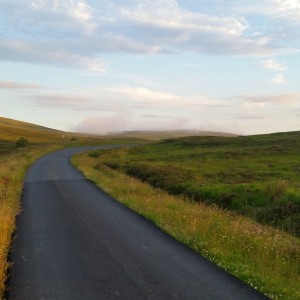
[[15, 137, 29, 148], [124, 163, 193, 193], [265, 179, 289, 202]]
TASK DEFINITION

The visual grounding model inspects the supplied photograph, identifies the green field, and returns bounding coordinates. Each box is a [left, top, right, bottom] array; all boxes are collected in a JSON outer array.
[[88, 131, 300, 236]]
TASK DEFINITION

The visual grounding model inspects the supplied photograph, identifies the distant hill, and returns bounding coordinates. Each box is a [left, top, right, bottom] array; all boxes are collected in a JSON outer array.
[[0, 116, 238, 145], [0, 117, 109, 145], [107, 130, 238, 140], [0, 117, 152, 149]]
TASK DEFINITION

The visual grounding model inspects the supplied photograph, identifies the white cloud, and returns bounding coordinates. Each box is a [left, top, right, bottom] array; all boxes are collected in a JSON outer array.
[[228, 0, 300, 23], [31, 0, 89, 18], [271, 74, 285, 84], [0, 40, 106, 71], [110, 86, 183, 103], [75, 113, 192, 134], [27, 93, 124, 112], [273, 0, 300, 17], [16, 0, 95, 31], [109, 85, 222, 108], [237, 93, 299, 105], [259, 59, 286, 71], [257, 58, 288, 84], [120, 3, 248, 36], [116, 2, 276, 56], [23, 85, 224, 114], [228, 113, 268, 120], [30, 94, 96, 108], [0, 80, 43, 89], [74, 114, 129, 133], [0, 0, 295, 70], [143, 114, 176, 119]]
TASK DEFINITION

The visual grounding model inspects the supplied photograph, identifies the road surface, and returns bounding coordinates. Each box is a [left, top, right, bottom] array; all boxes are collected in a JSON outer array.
[[8, 146, 268, 299]]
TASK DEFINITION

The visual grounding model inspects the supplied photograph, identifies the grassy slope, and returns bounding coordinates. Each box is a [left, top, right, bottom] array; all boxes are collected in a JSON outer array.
[[96, 131, 300, 236], [0, 116, 66, 143], [73, 150, 300, 300]]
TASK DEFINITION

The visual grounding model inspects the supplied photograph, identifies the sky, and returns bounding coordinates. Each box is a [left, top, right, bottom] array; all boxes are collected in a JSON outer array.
[[0, 0, 299, 135]]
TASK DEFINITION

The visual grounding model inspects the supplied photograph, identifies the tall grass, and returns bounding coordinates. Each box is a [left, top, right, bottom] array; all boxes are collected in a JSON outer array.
[[73, 152, 300, 300], [0, 145, 60, 298]]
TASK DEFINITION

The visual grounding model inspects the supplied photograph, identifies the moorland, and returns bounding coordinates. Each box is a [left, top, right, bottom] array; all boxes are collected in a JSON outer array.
[[73, 131, 300, 299], [90, 131, 300, 236], [1, 116, 299, 299]]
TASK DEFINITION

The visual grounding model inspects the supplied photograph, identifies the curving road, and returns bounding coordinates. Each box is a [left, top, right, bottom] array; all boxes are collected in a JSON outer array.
[[8, 146, 268, 300]]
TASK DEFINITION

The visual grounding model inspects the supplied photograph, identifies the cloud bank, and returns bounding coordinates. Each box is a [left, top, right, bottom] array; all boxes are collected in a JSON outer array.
[[0, 0, 299, 70], [0, 80, 43, 89]]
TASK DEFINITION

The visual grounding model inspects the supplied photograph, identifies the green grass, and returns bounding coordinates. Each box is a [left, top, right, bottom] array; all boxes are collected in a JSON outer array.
[[73, 151, 300, 300], [90, 131, 300, 236]]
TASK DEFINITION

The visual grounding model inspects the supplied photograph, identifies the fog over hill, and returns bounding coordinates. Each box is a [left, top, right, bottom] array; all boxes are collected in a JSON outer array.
[[0, 116, 238, 142]]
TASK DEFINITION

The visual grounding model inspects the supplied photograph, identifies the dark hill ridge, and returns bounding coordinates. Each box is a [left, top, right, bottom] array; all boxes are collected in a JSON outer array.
[[161, 130, 300, 148], [106, 130, 238, 140]]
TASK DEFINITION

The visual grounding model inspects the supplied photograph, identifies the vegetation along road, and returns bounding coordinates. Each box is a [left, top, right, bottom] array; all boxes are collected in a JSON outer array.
[[8, 146, 267, 299]]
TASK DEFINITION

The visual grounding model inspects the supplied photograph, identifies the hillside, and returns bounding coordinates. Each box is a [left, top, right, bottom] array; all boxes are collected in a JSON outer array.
[[0, 117, 155, 158], [0, 117, 72, 144], [87, 130, 300, 236]]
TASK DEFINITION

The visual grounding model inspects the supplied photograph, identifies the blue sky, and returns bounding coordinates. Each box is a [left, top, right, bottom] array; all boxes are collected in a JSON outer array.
[[0, 0, 299, 134]]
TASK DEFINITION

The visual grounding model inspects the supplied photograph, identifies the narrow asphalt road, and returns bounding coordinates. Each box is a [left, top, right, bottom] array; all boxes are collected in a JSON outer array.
[[8, 146, 268, 300]]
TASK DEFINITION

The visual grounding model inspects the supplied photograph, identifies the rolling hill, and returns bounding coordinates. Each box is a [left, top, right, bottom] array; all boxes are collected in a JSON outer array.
[[0, 117, 71, 144], [0, 117, 238, 145]]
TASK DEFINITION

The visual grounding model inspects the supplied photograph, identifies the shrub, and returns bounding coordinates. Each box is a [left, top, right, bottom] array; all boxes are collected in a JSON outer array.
[[265, 180, 289, 202], [15, 137, 28, 148]]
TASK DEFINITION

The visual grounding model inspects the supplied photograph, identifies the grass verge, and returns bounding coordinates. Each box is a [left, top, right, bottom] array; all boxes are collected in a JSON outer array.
[[0, 145, 61, 299], [73, 151, 300, 300]]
